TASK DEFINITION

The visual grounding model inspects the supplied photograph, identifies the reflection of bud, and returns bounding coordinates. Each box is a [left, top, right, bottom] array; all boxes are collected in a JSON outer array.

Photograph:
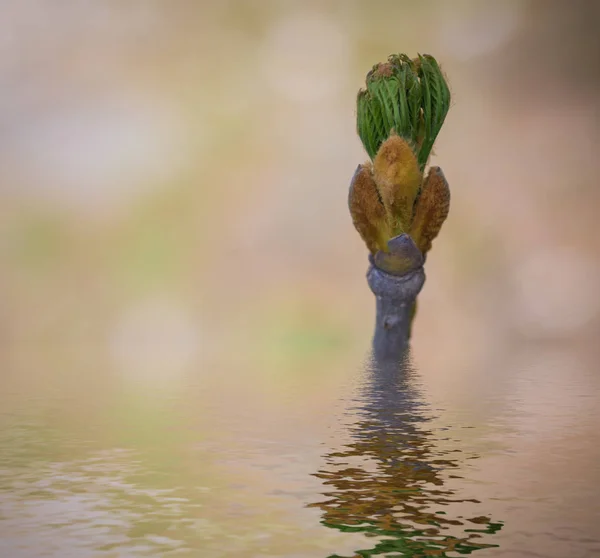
[[357, 54, 450, 170]]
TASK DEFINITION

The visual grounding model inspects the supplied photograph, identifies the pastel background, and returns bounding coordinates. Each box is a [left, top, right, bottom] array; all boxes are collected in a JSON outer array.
[[1, 2, 599, 557]]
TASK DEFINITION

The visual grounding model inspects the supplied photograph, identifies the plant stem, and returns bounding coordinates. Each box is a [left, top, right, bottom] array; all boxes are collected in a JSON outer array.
[[367, 262, 425, 361]]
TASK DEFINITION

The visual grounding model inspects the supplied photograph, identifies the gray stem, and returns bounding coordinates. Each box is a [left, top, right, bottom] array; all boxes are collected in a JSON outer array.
[[367, 263, 426, 362]]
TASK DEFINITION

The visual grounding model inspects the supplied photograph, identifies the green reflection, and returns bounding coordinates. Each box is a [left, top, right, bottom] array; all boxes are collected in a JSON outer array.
[[309, 351, 504, 557]]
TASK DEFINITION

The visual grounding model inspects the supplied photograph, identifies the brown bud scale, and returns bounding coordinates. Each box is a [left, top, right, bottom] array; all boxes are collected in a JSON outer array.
[[372, 135, 422, 235], [348, 162, 389, 254], [409, 166, 450, 254]]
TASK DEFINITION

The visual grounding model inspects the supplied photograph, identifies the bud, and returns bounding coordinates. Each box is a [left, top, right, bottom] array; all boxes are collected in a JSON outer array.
[[350, 53, 451, 271]]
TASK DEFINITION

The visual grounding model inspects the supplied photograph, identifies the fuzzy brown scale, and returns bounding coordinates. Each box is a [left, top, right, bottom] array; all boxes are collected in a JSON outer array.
[[409, 166, 450, 255], [372, 134, 422, 236], [348, 162, 389, 254]]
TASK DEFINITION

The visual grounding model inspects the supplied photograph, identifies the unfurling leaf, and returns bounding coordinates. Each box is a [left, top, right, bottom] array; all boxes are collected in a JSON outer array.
[[356, 53, 450, 170]]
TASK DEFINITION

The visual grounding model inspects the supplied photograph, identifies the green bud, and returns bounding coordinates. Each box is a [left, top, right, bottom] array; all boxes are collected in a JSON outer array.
[[356, 54, 450, 170]]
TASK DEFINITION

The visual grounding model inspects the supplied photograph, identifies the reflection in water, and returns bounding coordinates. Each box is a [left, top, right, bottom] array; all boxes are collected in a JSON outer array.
[[309, 350, 503, 556]]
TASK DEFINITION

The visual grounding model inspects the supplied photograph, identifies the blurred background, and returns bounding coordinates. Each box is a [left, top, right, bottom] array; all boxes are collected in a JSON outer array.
[[1, 1, 599, 557], [2, 0, 599, 364]]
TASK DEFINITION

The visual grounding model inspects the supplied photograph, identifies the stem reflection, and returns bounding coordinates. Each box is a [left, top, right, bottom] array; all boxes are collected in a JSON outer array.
[[308, 350, 503, 557]]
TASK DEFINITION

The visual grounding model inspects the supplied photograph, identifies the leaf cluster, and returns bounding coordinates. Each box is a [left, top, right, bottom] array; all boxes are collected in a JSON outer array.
[[357, 54, 450, 170]]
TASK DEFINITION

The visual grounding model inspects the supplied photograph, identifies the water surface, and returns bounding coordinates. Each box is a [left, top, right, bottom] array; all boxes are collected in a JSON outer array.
[[1, 344, 599, 557]]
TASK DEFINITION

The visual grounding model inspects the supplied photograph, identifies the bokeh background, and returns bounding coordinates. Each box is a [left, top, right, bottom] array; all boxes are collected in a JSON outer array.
[[2, 0, 599, 366], [1, 1, 600, 556]]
